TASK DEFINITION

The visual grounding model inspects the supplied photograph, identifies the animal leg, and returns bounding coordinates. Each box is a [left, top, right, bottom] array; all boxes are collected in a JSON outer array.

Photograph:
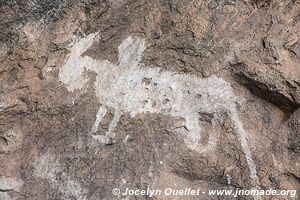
[[228, 107, 260, 188], [91, 106, 107, 134], [106, 109, 123, 139], [177, 115, 218, 154]]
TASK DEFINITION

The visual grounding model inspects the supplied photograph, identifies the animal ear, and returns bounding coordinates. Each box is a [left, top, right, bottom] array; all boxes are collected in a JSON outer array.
[[118, 36, 146, 68], [70, 32, 99, 57]]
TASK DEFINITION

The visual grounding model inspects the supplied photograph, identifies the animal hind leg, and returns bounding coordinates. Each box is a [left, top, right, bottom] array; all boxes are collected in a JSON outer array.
[[177, 115, 218, 154]]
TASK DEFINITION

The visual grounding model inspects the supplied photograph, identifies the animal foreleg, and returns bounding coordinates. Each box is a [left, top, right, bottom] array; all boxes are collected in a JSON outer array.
[[91, 106, 107, 134], [106, 109, 123, 139]]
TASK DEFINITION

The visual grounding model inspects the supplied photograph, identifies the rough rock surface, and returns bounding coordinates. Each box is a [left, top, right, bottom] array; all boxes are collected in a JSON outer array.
[[0, 0, 299, 200]]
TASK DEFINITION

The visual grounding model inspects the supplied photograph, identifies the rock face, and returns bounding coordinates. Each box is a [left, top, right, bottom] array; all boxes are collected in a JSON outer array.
[[0, 0, 299, 200]]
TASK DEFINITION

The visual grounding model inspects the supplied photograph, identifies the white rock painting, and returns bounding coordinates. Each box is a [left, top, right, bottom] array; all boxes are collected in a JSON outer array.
[[59, 33, 260, 188]]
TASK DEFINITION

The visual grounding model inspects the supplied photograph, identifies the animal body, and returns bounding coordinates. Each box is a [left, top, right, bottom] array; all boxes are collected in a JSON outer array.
[[59, 33, 260, 188]]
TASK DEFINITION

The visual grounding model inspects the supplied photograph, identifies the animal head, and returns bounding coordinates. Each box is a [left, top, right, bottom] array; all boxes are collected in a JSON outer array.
[[59, 33, 146, 92]]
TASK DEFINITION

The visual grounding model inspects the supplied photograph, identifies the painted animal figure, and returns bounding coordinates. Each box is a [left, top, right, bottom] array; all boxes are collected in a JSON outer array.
[[59, 33, 260, 188]]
